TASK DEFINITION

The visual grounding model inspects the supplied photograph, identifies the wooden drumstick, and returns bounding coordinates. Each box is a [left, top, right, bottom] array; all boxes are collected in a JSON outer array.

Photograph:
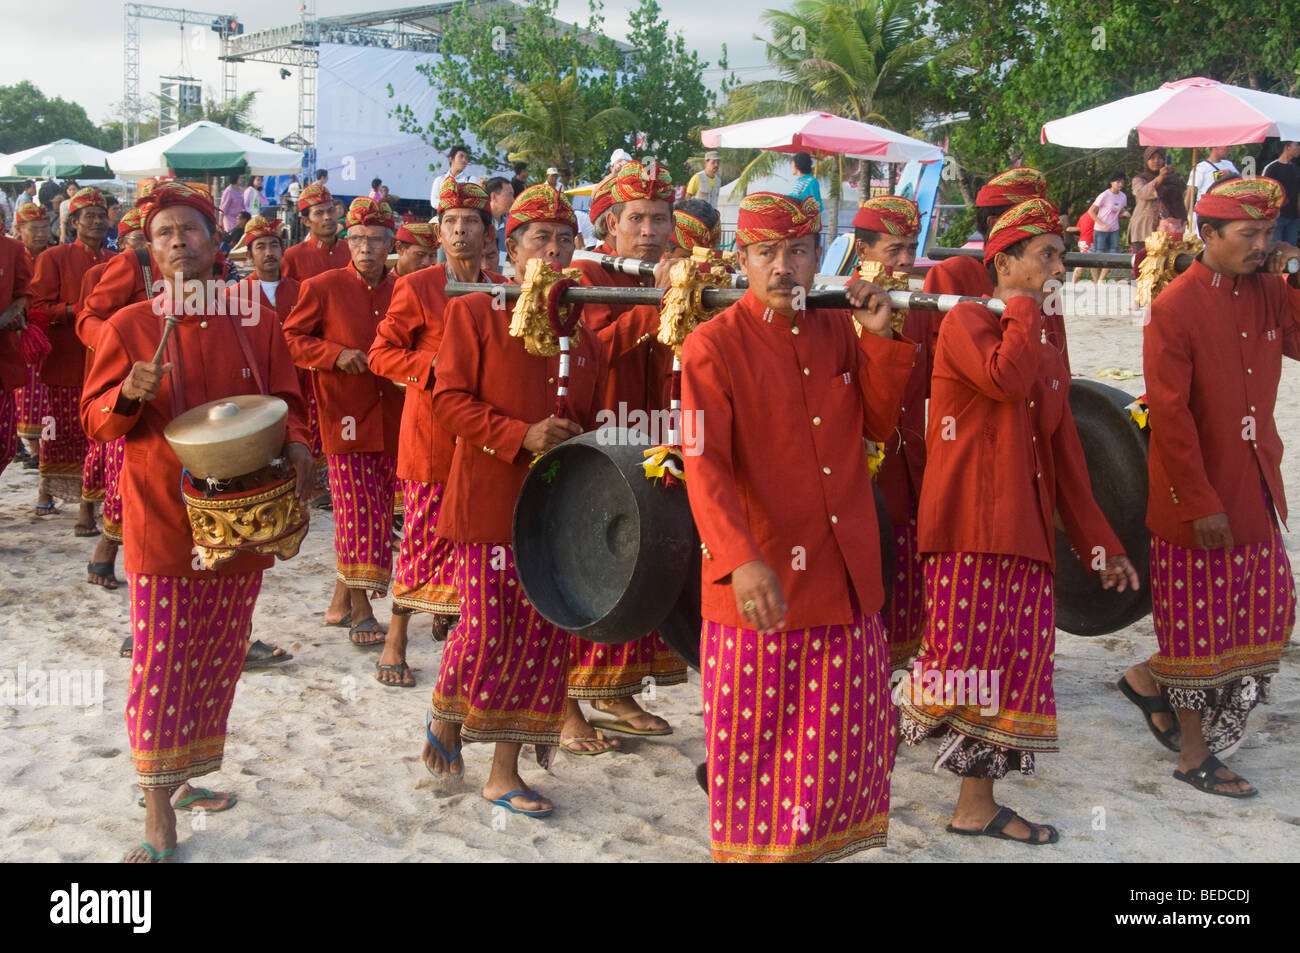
[[151, 314, 180, 365]]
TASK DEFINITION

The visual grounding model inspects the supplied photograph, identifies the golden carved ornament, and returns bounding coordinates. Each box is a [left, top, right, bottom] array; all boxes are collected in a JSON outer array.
[[659, 256, 731, 356], [855, 258, 911, 336], [1137, 232, 1203, 307], [510, 257, 584, 357], [182, 473, 309, 570]]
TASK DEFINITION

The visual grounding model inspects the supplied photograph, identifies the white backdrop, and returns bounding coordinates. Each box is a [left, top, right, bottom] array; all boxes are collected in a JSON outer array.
[[316, 43, 497, 204]]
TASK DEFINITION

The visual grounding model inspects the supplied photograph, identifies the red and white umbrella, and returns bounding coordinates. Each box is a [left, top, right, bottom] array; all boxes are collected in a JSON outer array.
[[702, 111, 941, 162], [1041, 76, 1300, 148]]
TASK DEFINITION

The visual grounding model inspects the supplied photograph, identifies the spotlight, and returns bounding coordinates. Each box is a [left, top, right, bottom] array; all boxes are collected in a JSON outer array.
[[280, 68, 291, 80]]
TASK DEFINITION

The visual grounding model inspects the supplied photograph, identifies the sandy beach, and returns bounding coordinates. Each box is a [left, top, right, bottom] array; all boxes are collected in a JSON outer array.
[[1, 293, 1298, 863]]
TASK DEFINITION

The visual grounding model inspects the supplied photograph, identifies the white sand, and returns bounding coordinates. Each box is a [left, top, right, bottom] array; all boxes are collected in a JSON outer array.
[[1, 293, 1297, 862]]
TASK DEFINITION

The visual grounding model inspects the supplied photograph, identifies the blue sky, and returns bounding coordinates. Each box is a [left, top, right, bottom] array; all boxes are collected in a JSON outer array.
[[2, 0, 774, 142]]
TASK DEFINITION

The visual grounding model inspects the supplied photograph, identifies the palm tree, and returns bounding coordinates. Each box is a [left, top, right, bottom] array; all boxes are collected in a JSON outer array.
[[152, 89, 263, 136], [724, 0, 936, 239], [481, 64, 637, 183]]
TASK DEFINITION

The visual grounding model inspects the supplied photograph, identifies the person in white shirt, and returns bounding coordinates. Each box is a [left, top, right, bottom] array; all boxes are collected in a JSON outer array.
[[243, 175, 265, 216], [1087, 170, 1129, 281], [575, 208, 595, 249], [1191, 146, 1239, 230], [429, 144, 472, 210]]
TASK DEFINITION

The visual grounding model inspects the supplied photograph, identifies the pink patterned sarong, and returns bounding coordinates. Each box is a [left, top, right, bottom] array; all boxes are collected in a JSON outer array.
[[16, 365, 47, 441], [392, 479, 458, 615], [568, 631, 688, 699], [125, 571, 262, 788], [38, 384, 87, 502], [896, 552, 1057, 768], [883, 521, 925, 670], [82, 439, 106, 503], [0, 391, 16, 478], [1150, 522, 1294, 695], [326, 451, 397, 593], [702, 610, 893, 863], [431, 542, 570, 745], [102, 436, 126, 542]]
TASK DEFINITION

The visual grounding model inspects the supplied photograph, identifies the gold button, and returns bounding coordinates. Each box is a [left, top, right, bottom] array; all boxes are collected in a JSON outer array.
[[1032, 436, 1037, 442], [1029, 400, 1035, 408], [199, 320, 208, 328], [792, 326, 800, 335], [1036, 471, 1042, 478], [548, 377, 555, 384], [812, 416, 821, 426], [830, 515, 838, 524], [803, 367, 810, 376], [1241, 331, 1248, 338], [1250, 405, 1256, 412], [822, 466, 831, 475], [1247, 368, 1253, 374]]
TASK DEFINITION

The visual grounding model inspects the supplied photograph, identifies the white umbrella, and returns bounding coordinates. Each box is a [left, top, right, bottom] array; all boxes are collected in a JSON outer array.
[[108, 121, 303, 177], [702, 111, 942, 163], [3, 139, 114, 178], [1041, 76, 1300, 148]]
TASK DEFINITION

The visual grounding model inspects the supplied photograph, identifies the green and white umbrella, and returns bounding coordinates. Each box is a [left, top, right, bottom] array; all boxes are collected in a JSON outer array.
[[107, 121, 303, 177], [3, 139, 114, 179]]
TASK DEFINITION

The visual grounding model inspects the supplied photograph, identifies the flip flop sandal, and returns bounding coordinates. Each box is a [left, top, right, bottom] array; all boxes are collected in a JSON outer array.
[[126, 842, 175, 863], [424, 711, 464, 781], [559, 730, 618, 756], [137, 787, 238, 813], [490, 789, 553, 818], [74, 523, 100, 537], [1173, 754, 1258, 799], [349, 616, 386, 647], [375, 661, 416, 688], [324, 612, 353, 629], [587, 716, 673, 737], [87, 561, 120, 590], [34, 502, 56, 516], [946, 805, 1060, 845], [1117, 675, 1181, 752], [243, 639, 293, 670]]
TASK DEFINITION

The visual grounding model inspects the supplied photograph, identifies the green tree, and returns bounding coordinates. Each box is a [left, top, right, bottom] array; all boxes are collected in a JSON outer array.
[[724, 0, 938, 238], [187, 89, 262, 136], [390, 0, 721, 184], [928, 1, 1300, 214], [0, 81, 117, 153], [482, 66, 638, 180]]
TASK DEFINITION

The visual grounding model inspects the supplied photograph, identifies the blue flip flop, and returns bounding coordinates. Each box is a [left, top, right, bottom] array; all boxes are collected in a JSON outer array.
[[490, 789, 553, 818], [424, 711, 463, 778]]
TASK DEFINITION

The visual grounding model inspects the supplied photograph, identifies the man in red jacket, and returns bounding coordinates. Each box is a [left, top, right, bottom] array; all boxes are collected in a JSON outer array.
[[426, 185, 607, 814], [282, 183, 347, 282], [0, 231, 33, 478], [922, 168, 1070, 372], [368, 179, 503, 689], [76, 206, 149, 593], [1126, 177, 1299, 798], [80, 182, 313, 862], [682, 192, 916, 862], [30, 187, 111, 525], [283, 198, 403, 646], [565, 159, 687, 750], [847, 196, 930, 669], [897, 199, 1137, 845], [393, 222, 438, 277], [13, 203, 52, 462]]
